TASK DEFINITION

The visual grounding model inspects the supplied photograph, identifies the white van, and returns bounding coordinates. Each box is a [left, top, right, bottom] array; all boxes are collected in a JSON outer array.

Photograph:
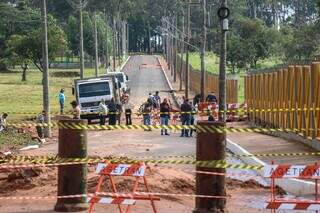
[[103, 72, 130, 93]]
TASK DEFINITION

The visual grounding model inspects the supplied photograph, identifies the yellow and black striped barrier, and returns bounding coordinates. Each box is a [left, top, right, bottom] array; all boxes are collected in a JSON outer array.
[[0, 156, 263, 171], [4, 151, 320, 165], [6, 122, 320, 133], [4, 107, 320, 117]]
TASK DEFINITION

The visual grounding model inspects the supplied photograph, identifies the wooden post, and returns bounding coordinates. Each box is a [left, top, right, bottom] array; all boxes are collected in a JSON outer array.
[[194, 121, 226, 213], [55, 119, 88, 212]]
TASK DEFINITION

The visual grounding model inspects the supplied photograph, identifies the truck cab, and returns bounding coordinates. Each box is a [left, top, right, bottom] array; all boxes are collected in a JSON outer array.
[[73, 76, 120, 121]]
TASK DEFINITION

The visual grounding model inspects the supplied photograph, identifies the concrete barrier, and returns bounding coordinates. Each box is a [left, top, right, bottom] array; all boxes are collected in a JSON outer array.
[[227, 138, 316, 196]]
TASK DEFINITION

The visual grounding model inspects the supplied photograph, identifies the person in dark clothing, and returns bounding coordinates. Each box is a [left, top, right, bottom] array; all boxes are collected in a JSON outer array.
[[190, 103, 197, 137], [116, 103, 122, 125], [160, 98, 171, 135], [206, 92, 218, 103], [108, 98, 117, 125], [180, 99, 192, 137], [193, 94, 201, 106]]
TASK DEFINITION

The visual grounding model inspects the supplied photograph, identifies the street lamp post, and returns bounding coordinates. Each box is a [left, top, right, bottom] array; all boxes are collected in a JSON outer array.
[[200, 0, 206, 102], [218, 1, 229, 122]]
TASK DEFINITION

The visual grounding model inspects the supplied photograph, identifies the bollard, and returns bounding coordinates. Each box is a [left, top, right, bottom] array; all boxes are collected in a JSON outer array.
[[193, 121, 226, 213], [55, 119, 88, 212]]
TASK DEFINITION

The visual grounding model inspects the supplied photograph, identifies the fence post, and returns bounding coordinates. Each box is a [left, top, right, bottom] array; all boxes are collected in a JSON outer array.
[[193, 121, 226, 213], [55, 119, 88, 212]]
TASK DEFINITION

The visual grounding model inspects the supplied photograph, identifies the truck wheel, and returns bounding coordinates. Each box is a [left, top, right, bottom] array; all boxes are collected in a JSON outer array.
[[87, 119, 92, 124]]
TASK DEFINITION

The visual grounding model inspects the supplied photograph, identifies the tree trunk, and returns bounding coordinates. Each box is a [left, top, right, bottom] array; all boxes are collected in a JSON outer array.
[[21, 64, 27, 82]]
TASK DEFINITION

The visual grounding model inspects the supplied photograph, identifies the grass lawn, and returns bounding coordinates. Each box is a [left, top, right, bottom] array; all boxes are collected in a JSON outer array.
[[0, 67, 100, 121], [0, 128, 36, 150]]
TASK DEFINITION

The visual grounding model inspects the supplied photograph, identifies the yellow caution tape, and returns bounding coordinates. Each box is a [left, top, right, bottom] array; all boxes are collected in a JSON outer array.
[[6, 122, 319, 133], [4, 107, 320, 117], [0, 156, 263, 170]]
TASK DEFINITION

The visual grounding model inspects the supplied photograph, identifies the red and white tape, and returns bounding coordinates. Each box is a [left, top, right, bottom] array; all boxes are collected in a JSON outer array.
[[0, 192, 227, 201]]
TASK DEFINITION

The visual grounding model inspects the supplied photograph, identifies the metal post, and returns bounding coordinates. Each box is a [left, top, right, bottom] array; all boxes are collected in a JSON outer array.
[[55, 119, 88, 212], [94, 11, 99, 77], [79, 3, 85, 79], [218, 0, 228, 122], [41, 0, 51, 138], [185, 1, 191, 99], [200, 0, 207, 102], [193, 121, 226, 213]]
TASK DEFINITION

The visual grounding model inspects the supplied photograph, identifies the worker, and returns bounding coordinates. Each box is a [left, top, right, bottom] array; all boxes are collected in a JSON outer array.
[[206, 92, 218, 103], [154, 91, 161, 109], [190, 102, 197, 137], [141, 99, 153, 130], [180, 98, 192, 137], [123, 99, 134, 125], [70, 100, 80, 119], [36, 111, 45, 138], [59, 89, 65, 114], [116, 102, 123, 125], [160, 98, 171, 136], [0, 113, 8, 133], [98, 99, 108, 125], [193, 94, 201, 106], [108, 98, 117, 125]]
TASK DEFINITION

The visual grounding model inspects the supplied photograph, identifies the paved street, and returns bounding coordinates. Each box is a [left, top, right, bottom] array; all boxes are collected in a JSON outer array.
[[22, 55, 195, 158]]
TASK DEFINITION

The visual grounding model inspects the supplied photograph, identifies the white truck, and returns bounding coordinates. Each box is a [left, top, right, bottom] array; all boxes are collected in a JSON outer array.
[[102, 72, 130, 94], [73, 76, 121, 122]]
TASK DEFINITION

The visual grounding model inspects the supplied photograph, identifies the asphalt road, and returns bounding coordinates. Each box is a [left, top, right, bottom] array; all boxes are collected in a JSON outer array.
[[22, 55, 195, 158]]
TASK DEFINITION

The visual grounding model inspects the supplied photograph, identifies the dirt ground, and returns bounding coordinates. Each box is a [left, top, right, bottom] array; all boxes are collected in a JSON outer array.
[[0, 165, 270, 213]]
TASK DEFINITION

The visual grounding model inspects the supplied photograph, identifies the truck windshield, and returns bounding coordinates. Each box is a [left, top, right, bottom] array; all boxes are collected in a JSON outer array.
[[116, 74, 124, 83], [79, 82, 110, 98]]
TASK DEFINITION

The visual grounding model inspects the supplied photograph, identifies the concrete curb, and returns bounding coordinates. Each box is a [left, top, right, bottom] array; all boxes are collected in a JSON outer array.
[[156, 56, 180, 108], [120, 55, 131, 71], [227, 138, 316, 196]]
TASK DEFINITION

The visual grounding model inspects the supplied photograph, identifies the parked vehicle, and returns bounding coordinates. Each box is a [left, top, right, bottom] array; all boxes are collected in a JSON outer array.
[[102, 72, 130, 94], [73, 76, 120, 122]]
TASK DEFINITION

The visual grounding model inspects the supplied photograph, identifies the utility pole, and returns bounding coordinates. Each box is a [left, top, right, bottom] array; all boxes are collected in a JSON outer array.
[[79, 1, 84, 79], [41, 0, 51, 138], [112, 18, 116, 70], [200, 0, 207, 102], [104, 9, 109, 72], [179, 12, 185, 91], [93, 11, 99, 77], [174, 15, 178, 83], [185, 0, 191, 99], [218, 1, 229, 122]]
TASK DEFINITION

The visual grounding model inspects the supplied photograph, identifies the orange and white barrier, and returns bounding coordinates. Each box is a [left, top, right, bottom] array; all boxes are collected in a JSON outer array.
[[264, 163, 320, 212], [264, 201, 320, 211], [87, 197, 136, 205], [264, 164, 320, 178], [89, 162, 159, 213], [96, 163, 146, 177]]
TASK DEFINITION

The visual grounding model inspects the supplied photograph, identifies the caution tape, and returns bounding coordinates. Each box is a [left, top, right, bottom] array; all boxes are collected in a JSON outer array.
[[4, 107, 320, 116], [0, 157, 264, 170], [0, 192, 227, 201], [6, 122, 320, 133], [4, 151, 320, 166]]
